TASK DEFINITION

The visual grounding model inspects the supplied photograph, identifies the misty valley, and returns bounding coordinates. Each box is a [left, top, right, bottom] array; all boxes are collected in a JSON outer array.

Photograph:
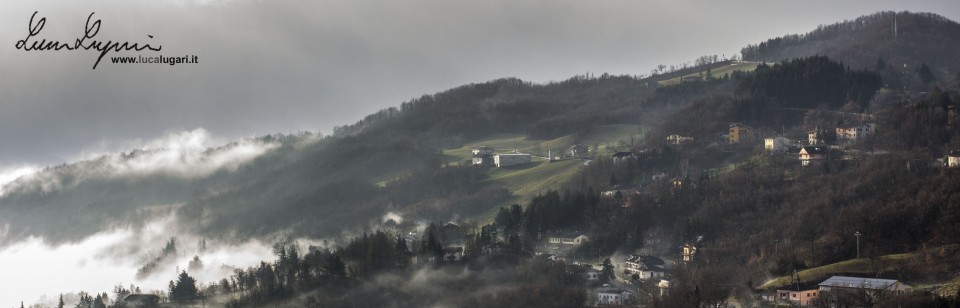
[[4, 10, 960, 308]]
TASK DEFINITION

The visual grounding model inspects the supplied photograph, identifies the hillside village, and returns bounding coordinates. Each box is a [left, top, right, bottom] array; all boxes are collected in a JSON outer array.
[[400, 104, 960, 307]]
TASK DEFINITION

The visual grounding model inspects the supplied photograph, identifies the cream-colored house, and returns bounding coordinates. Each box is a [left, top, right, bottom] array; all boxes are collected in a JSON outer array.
[[547, 232, 589, 246], [948, 151, 960, 168], [764, 137, 792, 153]]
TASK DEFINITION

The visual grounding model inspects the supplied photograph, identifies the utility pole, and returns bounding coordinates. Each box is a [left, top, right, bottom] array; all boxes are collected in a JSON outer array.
[[855, 231, 862, 259], [893, 12, 898, 40]]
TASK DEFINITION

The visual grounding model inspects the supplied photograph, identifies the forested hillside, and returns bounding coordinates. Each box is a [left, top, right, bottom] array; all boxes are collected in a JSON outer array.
[[4, 12, 960, 250], [11, 10, 960, 308], [742, 11, 960, 90]]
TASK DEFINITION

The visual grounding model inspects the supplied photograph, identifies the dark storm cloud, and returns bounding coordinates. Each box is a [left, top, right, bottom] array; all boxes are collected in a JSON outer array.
[[1, 0, 958, 168]]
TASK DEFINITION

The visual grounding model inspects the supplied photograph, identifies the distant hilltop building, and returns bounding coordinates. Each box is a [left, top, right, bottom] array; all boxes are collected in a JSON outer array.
[[494, 153, 531, 167]]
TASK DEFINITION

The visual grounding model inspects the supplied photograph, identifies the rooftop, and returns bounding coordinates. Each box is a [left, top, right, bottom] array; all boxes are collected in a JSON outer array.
[[818, 276, 908, 290], [123, 294, 160, 302], [801, 146, 827, 154]]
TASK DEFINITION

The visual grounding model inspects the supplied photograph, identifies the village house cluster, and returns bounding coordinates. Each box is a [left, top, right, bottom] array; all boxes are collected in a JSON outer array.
[[657, 119, 958, 168], [764, 275, 913, 306]]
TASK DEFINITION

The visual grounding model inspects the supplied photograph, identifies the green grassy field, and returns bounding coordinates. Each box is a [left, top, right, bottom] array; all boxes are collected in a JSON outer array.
[[441, 133, 537, 164], [658, 61, 761, 86], [580, 124, 646, 153], [441, 124, 645, 164], [436, 124, 645, 221], [760, 253, 914, 289], [487, 159, 584, 205]]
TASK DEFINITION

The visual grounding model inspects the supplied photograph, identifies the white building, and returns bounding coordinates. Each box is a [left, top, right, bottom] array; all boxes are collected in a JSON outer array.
[[547, 232, 589, 246], [597, 289, 633, 306], [818, 276, 912, 295], [624, 255, 666, 280], [494, 153, 531, 167], [948, 151, 960, 168], [764, 137, 792, 153], [472, 154, 493, 165]]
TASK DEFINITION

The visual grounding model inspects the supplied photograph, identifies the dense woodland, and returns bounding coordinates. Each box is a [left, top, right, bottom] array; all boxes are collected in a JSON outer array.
[[741, 11, 960, 81]]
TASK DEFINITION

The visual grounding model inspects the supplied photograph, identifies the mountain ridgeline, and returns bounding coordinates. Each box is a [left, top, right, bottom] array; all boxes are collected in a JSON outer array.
[[741, 11, 960, 79], [0, 12, 957, 258], [4, 10, 960, 307]]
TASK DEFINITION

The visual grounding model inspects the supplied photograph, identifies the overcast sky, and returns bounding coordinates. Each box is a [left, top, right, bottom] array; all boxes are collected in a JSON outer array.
[[1, 0, 958, 168]]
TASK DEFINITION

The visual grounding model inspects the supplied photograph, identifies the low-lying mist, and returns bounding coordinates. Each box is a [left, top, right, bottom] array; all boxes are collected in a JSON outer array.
[[0, 212, 276, 307], [0, 128, 279, 196]]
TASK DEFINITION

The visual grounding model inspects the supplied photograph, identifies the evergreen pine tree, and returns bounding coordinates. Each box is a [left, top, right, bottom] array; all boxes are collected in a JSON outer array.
[[601, 258, 615, 282], [170, 271, 199, 302]]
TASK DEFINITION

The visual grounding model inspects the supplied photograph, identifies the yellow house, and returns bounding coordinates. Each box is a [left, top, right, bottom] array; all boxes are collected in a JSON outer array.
[[681, 243, 697, 262], [728, 123, 754, 144]]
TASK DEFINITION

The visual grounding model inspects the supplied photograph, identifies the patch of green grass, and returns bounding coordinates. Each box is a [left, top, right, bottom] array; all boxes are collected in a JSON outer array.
[[658, 61, 761, 86], [761, 253, 914, 289], [441, 125, 646, 164], [580, 124, 646, 153], [442, 125, 646, 222], [442, 133, 541, 164], [487, 159, 583, 205]]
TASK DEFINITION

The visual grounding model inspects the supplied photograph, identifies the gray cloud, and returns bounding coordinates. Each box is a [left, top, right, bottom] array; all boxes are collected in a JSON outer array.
[[1, 0, 958, 167]]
